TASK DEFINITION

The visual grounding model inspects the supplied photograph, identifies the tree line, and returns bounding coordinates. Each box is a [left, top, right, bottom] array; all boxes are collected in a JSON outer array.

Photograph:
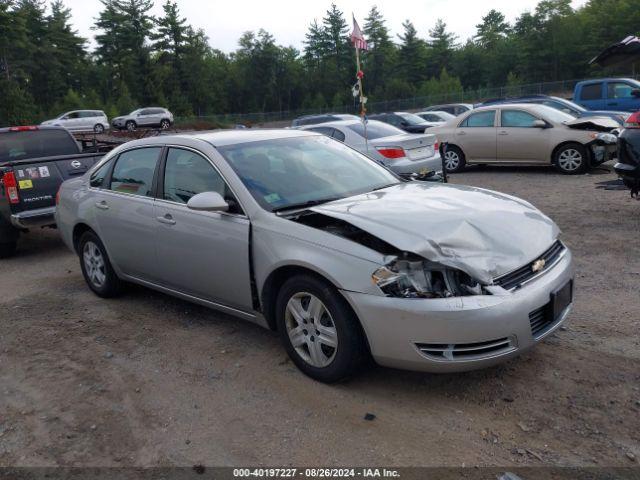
[[1, 0, 639, 126]]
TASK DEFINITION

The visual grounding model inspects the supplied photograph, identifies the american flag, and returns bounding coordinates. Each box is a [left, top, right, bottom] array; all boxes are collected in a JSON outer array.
[[350, 16, 369, 51]]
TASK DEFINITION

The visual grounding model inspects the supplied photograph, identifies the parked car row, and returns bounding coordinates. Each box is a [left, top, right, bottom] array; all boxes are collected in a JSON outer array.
[[41, 107, 174, 133]]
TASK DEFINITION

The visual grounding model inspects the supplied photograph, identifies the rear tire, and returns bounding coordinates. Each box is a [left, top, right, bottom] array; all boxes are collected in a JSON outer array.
[[276, 274, 367, 383], [554, 143, 588, 174], [160, 119, 170, 129], [125, 121, 137, 132], [78, 231, 122, 298], [93, 123, 105, 134], [0, 242, 17, 259], [442, 145, 466, 173]]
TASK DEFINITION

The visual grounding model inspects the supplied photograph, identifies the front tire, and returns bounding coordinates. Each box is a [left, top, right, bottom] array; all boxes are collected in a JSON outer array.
[[78, 231, 122, 298], [554, 143, 588, 174], [276, 274, 367, 383], [93, 123, 105, 134], [125, 120, 137, 132], [442, 145, 466, 173]]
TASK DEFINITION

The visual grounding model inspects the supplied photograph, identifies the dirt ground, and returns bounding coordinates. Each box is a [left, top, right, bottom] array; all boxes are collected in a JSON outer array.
[[1, 162, 639, 469]]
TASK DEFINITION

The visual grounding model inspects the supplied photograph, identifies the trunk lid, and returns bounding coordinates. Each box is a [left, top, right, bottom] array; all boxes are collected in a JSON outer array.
[[371, 133, 437, 160]]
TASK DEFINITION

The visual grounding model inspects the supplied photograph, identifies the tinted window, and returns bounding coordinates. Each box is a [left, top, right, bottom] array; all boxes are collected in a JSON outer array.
[[542, 100, 579, 116], [581, 83, 603, 100], [218, 136, 399, 212], [64, 112, 80, 119], [421, 114, 439, 122], [150, 108, 165, 115], [79, 111, 97, 118], [348, 121, 405, 139], [109, 147, 161, 197], [332, 128, 346, 142], [397, 113, 427, 125], [308, 127, 335, 137], [299, 116, 330, 126], [163, 148, 236, 207], [442, 107, 455, 115], [501, 110, 538, 127], [139, 109, 152, 115], [460, 111, 495, 127], [0, 130, 79, 162], [608, 82, 634, 99], [89, 160, 112, 188]]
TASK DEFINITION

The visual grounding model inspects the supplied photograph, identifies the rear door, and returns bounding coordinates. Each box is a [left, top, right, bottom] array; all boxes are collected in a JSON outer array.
[[136, 109, 153, 126], [454, 110, 497, 162], [497, 109, 551, 163], [91, 146, 162, 280], [577, 82, 605, 110], [153, 147, 253, 311]]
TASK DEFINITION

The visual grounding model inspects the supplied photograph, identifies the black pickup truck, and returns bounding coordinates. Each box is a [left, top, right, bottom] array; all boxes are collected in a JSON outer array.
[[0, 126, 107, 257]]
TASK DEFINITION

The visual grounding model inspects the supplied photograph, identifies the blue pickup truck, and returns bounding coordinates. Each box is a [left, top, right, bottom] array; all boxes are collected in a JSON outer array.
[[573, 78, 640, 112]]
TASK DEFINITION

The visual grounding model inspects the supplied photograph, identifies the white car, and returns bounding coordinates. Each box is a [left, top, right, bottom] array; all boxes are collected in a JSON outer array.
[[41, 110, 110, 134], [300, 119, 442, 176]]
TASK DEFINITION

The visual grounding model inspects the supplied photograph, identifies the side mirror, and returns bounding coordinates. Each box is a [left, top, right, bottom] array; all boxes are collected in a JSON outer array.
[[631, 89, 640, 98], [187, 191, 229, 213], [532, 119, 547, 128]]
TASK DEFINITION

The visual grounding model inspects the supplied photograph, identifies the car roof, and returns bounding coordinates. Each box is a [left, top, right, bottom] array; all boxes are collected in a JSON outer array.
[[172, 128, 320, 147], [472, 103, 552, 113]]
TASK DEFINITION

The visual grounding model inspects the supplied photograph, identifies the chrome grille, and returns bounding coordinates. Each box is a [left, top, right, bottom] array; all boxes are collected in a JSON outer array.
[[494, 241, 566, 291], [416, 337, 514, 361]]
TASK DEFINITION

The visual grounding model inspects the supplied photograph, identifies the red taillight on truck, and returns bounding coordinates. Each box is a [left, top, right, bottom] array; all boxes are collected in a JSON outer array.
[[8, 126, 38, 132], [2, 171, 20, 204], [624, 112, 640, 128], [375, 147, 406, 159]]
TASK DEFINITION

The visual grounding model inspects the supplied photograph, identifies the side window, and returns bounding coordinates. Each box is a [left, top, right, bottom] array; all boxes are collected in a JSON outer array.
[[332, 129, 346, 142], [89, 160, 113, 188], [607, 82, 634, 99], [581, 83, 603, 100], [460, 111, 495, 127], [65, 112, 80, 119], [501, 110, 538, 127], [139, 109, 151, 116], [163, 148, 242, 213], [309, 127, 334, 137], [109, 147, 161, 197]]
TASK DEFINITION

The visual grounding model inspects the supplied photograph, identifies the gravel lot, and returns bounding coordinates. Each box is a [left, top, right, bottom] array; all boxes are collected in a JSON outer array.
[[1, 162, 639, 469]]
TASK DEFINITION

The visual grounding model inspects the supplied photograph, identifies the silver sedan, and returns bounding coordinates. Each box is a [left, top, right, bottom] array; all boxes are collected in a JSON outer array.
[[55, 130, 574, 382], [300, 119, 443, 176]]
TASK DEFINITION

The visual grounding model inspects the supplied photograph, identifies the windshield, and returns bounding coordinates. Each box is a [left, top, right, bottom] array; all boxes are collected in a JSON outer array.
[[218, 135, 400, 212], [540, 107, 576, 124], [397, 112, 427, 125], [347, 121, 405, 139], [549, 98, 585, 115]]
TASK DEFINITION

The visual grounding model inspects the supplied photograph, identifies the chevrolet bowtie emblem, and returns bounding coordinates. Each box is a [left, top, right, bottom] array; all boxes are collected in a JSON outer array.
[[532, 259, 546, 273]]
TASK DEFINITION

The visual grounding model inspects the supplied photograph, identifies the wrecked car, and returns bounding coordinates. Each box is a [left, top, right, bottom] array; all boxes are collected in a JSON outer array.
[[430, 104, 617, 174], [614, 111, 640, 196], [55, 130, 574, 382]]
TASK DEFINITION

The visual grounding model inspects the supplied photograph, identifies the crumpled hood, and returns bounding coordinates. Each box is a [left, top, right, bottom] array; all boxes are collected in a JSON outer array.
[[566, 116, 620, 131], [310, 182, 559, 284]]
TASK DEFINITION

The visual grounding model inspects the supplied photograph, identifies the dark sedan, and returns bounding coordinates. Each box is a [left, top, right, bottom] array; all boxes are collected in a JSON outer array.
[[368, 112, 429, 134]]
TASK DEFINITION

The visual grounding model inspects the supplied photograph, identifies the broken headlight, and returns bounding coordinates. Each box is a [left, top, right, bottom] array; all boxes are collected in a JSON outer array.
[[372, 258, 484, 298]]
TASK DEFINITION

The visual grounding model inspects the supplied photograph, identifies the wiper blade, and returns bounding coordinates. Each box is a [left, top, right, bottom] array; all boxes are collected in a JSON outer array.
[[370, 183, 398, 191], [273, 197, 343, 213]]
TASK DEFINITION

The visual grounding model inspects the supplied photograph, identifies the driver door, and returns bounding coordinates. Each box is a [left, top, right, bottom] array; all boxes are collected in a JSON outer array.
[[153, 147, 253, 312], [497, 109, 551, 163]]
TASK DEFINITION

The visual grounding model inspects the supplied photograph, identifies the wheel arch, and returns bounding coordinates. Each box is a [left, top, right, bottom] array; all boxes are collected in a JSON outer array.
[[551, 140, 590, 166], [72, 222, 95, 254]]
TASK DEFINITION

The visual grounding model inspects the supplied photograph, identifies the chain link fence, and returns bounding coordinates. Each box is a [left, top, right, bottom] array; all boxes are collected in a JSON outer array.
[[175, 74, 640, 127]]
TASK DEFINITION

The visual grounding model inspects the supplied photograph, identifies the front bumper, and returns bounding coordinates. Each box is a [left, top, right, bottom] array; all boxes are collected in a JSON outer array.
[[11, 206, 57, 229], [341, 248, 574, 373]]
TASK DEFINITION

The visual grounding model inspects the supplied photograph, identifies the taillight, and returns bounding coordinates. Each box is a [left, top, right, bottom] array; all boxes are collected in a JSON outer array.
[[434, 141, 440, 152], [9, 126, 38, 132], [376, 147, 406, 159], [624, 111, 640, 128], [2, 171, 19, 204]]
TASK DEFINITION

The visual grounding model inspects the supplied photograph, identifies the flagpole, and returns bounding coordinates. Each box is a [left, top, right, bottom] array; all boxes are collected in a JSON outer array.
[[355, 46, 368, 153]]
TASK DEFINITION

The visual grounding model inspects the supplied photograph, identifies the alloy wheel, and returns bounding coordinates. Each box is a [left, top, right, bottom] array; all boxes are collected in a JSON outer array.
[[83, 241, 106, 288], [285, 292, 338, 368], [558, 148, 583, 172], [444, 151, 460, 171]]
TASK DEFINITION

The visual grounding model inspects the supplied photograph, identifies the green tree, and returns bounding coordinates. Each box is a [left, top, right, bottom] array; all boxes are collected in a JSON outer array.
[[427, 19, 457, 78], [397, 20, 427, 87], [363, 6, 395, 99], [475, 9, 510, 48]]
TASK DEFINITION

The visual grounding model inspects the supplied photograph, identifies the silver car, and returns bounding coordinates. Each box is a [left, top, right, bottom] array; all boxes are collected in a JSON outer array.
[[41, 110, 110, 134], [56, 130, 574, 382], [111, 107, 174, 131], [300, 119, 443, 176]]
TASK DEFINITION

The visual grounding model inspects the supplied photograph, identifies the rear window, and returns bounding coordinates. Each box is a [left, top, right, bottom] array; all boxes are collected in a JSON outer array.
[[0, 130, 80, 163], [347, 121, 404, 139], [581, 83, 603, 101]]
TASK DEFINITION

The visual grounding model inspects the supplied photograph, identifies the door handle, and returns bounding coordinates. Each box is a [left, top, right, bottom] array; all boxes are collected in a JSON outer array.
[[608, 102, 618, 106], [156, 214, 176, 225], [458, 131, 466, 136], [95, 200, 109, 210], [498, 131, 509, 135]]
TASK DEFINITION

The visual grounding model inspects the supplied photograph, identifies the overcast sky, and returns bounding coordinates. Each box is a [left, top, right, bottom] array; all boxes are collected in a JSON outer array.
[[61, 0, 587, 53]]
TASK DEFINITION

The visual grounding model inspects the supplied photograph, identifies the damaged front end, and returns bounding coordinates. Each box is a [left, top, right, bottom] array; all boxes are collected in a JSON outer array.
[[566, 117, 619, 167], [372, 256, 484, 299], [614, 112, 640, 196]]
